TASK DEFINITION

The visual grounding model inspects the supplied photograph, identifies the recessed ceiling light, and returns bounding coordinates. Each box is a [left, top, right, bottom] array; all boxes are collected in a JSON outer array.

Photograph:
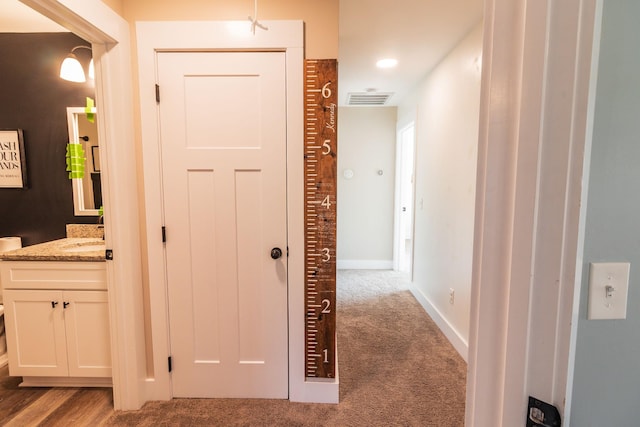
[[376, 58, 398, 69]]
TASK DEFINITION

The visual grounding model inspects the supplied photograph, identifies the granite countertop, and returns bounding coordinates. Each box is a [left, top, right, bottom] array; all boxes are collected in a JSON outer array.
[[0, 237, 106, 262]]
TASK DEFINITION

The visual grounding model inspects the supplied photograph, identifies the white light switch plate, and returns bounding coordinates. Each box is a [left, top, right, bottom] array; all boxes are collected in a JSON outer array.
[[588, 262, 630, 320]]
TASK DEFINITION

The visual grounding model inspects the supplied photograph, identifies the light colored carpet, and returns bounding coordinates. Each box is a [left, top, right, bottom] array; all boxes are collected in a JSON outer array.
[[104, 270, 467, 426]]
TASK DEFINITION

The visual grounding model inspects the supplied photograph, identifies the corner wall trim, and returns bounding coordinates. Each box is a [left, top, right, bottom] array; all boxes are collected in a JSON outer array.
[[409, 283, 468, 362]]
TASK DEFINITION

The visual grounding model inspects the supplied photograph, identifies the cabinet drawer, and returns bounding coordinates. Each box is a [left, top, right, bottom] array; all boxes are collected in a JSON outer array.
[[0, 261, 106, 291]]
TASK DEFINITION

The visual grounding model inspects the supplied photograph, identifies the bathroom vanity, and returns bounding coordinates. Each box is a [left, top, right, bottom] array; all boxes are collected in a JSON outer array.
[[0, 234, 110, 387]]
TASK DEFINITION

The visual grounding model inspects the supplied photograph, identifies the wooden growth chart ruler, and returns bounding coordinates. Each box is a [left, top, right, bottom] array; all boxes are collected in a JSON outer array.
[[304, 59, 337, 379]]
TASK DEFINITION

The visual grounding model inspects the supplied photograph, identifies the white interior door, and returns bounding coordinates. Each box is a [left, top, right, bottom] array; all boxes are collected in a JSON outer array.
[[157, 51, 288, 398], [397, 123, 415, 274]]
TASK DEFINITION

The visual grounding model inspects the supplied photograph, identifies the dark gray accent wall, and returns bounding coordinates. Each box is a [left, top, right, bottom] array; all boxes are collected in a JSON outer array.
[[571, 2, 640, 425], [0, 33, 97, 247]]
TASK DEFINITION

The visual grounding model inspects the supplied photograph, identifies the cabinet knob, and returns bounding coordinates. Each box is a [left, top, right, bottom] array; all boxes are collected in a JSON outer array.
[[63, 302, 70, 309], [51, 301, 59, 309]]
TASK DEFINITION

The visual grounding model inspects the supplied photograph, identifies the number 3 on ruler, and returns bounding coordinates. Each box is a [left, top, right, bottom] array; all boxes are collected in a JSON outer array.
[[322, 248, 331, 262]]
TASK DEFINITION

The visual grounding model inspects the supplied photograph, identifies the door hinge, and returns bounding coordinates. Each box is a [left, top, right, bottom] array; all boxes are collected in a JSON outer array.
[[287, 246, 289, 257], [162, 226, 166, 243], [155, 84, 160, 103], [168, 356, 172, 373]]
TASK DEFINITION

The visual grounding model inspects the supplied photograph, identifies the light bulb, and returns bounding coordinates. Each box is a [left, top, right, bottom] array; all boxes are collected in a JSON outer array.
[[60, 54, 86, 83]]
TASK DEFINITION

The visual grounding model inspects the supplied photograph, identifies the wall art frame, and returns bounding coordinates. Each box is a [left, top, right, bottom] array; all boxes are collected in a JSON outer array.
[[0, 129, 27, 188]]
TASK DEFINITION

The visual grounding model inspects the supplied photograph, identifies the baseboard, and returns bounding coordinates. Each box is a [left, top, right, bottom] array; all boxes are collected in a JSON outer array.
[[337, 260, 393, 270], [409, 284, 469, 362], [290, 337, 339, 404], [19, 376, 113, 387]]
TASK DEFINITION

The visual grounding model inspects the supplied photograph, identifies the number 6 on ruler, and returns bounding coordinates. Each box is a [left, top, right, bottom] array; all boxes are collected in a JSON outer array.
[[322, 82, 332, 98]]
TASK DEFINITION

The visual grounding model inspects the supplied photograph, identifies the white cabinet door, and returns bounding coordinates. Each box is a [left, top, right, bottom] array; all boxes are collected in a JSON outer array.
[[3, 289, 68, 377], [64, 290, 111, 377]]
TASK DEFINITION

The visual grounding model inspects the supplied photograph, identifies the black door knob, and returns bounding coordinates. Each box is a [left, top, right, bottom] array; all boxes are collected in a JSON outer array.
[[271, 247, 283, 260]]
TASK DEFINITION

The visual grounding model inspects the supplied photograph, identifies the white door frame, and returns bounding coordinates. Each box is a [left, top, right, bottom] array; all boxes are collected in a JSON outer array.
[[137, 20, 338, 404], [467, 0, 598, 424], [563, 2, 604, 424], [392, 121, 416, 276], [20, 0, 146, 410]]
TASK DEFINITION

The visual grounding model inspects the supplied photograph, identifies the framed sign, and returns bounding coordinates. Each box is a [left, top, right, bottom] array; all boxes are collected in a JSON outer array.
[[0, 129, 27, 188]]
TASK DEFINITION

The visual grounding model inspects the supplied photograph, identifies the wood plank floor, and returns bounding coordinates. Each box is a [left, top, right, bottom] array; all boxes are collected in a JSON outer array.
[[0, 365, 114, 426]]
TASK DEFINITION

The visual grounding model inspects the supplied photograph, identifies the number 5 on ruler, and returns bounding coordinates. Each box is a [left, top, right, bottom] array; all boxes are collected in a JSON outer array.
[[322, 140, 331, 155]]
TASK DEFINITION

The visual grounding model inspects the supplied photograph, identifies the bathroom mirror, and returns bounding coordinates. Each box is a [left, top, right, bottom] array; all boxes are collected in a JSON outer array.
[[66, 107, 102, 216]]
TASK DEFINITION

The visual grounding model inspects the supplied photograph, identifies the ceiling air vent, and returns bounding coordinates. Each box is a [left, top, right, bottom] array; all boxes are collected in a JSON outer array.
[[346, 92, 393, 106]]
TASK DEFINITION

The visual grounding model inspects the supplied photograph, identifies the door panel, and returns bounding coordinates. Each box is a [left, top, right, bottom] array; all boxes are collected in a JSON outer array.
[[235, 170, 266, 363], [184, 75, 261, 148], [157, 52, 288, 398]]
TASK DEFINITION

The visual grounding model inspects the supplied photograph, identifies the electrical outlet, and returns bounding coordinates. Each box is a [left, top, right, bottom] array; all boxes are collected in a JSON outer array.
[[449, 288, 455, 305]]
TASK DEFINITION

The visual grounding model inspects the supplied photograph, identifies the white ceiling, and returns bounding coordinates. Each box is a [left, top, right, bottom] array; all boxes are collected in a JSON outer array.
[[339, 0, 483, 106], [1, 0, 484, 107]]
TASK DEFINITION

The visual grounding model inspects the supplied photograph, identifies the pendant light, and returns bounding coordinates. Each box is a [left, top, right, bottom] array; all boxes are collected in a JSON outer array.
[[60, 45, 93, 83]]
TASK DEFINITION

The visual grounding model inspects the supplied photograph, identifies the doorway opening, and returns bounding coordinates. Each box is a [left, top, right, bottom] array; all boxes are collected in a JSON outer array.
[[336, 1, 484, 421], [393, 122, 416, 277]]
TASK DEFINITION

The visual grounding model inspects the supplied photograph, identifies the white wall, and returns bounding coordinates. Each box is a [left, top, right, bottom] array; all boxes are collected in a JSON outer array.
[[397, 22, 483, 359], [337, 107, 397, 269]]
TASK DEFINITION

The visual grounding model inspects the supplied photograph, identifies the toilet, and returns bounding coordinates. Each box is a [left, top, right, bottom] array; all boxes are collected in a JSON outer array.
[[0, 237, 22, 368]]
